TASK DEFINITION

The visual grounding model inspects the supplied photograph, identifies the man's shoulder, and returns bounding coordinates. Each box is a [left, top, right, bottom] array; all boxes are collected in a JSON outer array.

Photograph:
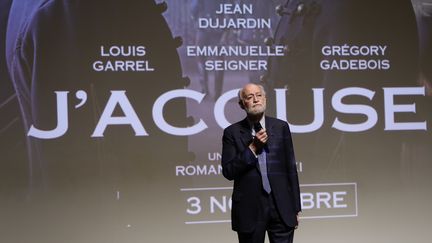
[[266, 116, 288, 126], [224, 119, 245, 133]]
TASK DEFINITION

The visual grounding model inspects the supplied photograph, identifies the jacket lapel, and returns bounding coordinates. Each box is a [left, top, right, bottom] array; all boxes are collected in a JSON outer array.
[[239, 118, 252, 148], [265, 116, 275, 153]]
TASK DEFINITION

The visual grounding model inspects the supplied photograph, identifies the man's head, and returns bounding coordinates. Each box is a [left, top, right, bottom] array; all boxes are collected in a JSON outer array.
[[238, 83, 267, 116]]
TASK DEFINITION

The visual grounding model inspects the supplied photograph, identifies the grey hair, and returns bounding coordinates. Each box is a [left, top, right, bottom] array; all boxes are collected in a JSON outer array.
[[237, 83, 266, 103]]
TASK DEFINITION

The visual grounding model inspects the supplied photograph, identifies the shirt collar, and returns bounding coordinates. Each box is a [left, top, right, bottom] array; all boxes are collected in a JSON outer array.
[[248, 115, 265, 135]]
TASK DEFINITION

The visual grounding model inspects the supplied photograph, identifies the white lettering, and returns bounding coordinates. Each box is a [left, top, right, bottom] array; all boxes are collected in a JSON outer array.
[[214, 89, 240, 129], [383, 87, 427, 130], [91, 91, 147, 137], [332, 87, 378, 132], [153, 89, 208, 136], [28, 91, 69, 139], [276, 88, 324, 133]]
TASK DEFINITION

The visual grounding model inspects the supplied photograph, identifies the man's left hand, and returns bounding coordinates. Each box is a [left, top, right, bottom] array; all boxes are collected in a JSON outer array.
[[295, 213, 300, 229]]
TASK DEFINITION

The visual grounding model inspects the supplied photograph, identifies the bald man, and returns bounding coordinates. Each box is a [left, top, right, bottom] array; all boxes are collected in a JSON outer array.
[[221, 83, 301, 243]]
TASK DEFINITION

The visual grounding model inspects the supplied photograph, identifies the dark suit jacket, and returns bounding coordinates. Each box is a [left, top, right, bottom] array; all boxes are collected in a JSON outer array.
[[222, 116, 301, 232]]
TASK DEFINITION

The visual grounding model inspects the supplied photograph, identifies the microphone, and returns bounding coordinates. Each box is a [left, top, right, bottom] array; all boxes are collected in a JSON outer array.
[[253, 122, 268, 152], [253, 123, 263, 133]]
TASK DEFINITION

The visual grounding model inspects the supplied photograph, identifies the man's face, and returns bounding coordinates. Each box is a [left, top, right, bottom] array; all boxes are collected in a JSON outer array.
[[241, 84, 266, 116]]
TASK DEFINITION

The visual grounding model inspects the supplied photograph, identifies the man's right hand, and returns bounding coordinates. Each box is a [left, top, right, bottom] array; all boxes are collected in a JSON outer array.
[[249, 129, 268, 154]]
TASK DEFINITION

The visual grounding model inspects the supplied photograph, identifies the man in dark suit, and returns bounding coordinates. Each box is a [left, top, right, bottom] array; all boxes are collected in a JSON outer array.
[[221, 83, 301, 243]]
